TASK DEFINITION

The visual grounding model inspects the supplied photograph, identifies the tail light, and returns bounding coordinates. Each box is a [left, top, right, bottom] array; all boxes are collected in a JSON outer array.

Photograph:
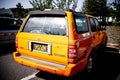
[[15, 38, 18, 48], [68, 45, 77, 59], [15, 52, 21, 56]]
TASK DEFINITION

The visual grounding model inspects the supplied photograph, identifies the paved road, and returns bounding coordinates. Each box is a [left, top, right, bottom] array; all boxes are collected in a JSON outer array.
[[0, 44, 38, 80], [0, 44, 120, 80]]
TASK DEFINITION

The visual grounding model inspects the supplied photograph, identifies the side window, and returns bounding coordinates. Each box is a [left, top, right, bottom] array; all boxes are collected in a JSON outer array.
[[94, 19, 100, 30], [11, 20, 21, 30], [94, 19, 99, 26], [89, 18, 96, 32], [74, 14, 88, 33], [0, 18, 21, 30]]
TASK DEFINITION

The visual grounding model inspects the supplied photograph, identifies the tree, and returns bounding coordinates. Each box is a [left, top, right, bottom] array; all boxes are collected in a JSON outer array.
[[53, 0, 78, 11], [29, 0, 53, 10], [82, 0, 98, 16], [83, 0, 108, 24], [29, 0, 78, 11], [14, 3, 25, 18], [97, 0, 109, 23], [16, 3, 24, 18], [71, 0, 78, 10], [112, 0, 120, 21]]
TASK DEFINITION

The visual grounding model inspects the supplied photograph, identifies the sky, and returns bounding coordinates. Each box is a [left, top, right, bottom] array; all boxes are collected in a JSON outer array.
[[0, 0, 84, 11], [0, 0, 33, 8]]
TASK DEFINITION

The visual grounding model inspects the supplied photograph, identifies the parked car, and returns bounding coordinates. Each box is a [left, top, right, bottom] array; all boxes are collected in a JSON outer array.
[[13, 9, 107, 77], [0, 17, 21, 45]]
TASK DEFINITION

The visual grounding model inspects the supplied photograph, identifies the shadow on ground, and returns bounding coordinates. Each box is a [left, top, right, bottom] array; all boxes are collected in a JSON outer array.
[[0, 44, 119, 80], [0, 43, 16, 56], [35, 47, 120, 80]]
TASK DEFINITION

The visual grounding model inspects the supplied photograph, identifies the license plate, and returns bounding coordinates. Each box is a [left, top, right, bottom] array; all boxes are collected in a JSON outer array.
[[33, 43, 47, 52], [29, 41, 51, 54]]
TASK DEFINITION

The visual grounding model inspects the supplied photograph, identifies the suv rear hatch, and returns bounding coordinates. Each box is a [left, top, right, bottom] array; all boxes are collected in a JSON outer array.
[[17, 13, 69, 65]]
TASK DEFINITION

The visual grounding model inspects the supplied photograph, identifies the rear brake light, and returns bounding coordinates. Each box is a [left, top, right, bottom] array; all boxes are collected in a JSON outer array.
[[15, 52, 21, 56], [15, 38, 18, 48], [68, 45, 77, 59]]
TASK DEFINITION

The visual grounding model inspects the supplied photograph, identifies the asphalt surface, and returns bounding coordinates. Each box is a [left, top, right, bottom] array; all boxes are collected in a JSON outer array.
[[0, 44, 120, 80]]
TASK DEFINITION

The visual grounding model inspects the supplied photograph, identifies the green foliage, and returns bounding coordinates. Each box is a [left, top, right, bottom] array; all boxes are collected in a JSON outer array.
[[83, 0, 109, 25], [11, 3, 25, 18], [29, 0, 78, 11], [29, 0, 53, 10], [53, 0, 78, 10], [16, 3, 25, 18], [107, 0, 120, 21], [83, 0, 98, 15], [112, 21, 120, 26], [83, 0, 108, 17], [72, 0, 78, 10], [112, 0, 120, 21], [52, 0, 66, 10]]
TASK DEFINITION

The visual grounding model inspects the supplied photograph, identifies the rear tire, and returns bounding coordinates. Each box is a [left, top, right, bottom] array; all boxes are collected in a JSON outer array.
[[104, 37, 108, 46], [85, 50, 95, 73], [102, 37, 108, 52], [87, 56, 93, 72]]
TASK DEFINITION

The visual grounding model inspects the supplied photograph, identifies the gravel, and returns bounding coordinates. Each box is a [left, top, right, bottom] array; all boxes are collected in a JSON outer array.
[[106, 26, 120, 49]]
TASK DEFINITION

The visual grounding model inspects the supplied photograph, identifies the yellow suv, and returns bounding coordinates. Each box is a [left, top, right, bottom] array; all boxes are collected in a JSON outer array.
[[13, 9, 107, 77]]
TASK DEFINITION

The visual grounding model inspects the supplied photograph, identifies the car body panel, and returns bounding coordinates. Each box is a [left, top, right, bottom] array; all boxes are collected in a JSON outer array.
[[16, 32, 69, 64]]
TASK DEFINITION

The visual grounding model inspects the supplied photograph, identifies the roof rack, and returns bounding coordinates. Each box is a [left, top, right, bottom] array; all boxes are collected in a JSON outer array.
[[29, 8, 84, 16], [66, 9, 84, 14], [29, 9, 66, 16]]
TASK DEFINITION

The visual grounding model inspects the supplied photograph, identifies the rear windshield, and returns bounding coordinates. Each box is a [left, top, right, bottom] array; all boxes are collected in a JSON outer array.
[[23, 16, 67, 36]]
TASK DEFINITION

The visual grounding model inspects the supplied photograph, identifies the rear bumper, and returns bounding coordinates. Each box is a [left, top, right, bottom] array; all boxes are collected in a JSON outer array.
[[13, 52, 87, 77]]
